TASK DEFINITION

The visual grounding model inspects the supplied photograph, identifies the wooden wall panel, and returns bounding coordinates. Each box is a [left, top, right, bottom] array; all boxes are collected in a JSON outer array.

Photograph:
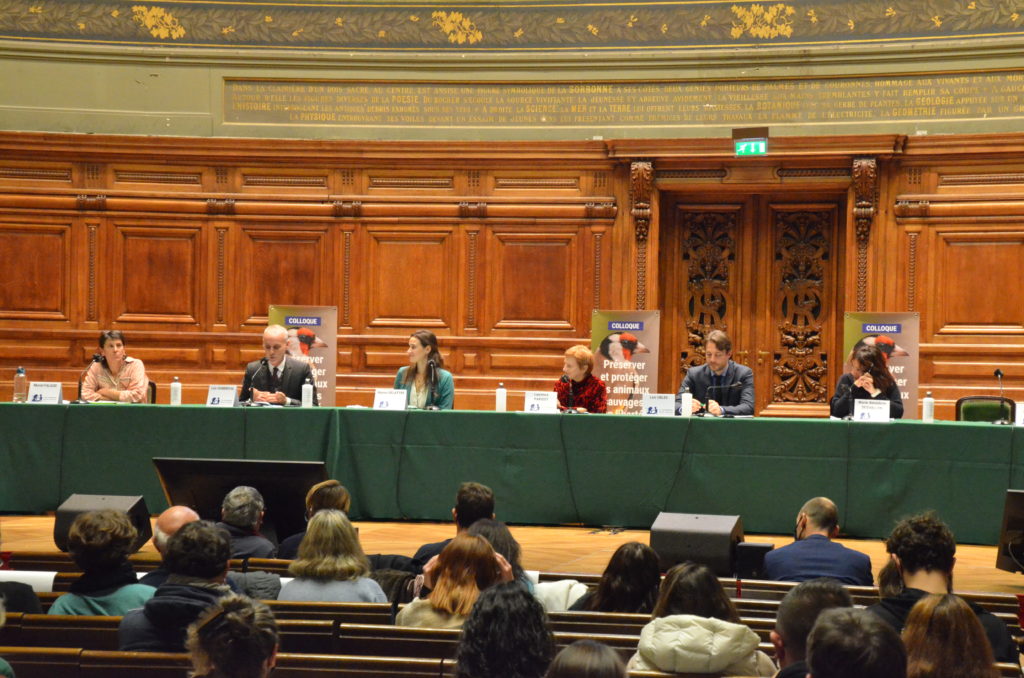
[[0, 222, 71, 321], [364, 227, 455, 328], [112, 224, 202, 324], [489, 230, 578, 331]]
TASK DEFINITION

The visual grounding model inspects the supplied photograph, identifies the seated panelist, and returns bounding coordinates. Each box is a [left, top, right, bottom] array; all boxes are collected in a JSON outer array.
[[82, 330, 149, 402], [829, 344, 903, 419], [674, 329, 754, 416], [241, 324, 317, 406], [554, 345, 607, 413], [394, 330, 454, 409]]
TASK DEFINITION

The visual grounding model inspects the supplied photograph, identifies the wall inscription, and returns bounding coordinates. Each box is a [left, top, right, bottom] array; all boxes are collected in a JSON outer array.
[[225, 72, 1024, 129]]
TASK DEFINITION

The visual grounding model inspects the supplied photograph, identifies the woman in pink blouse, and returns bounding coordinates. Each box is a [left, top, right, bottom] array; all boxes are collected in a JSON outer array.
[[82, 330, 149, 403]]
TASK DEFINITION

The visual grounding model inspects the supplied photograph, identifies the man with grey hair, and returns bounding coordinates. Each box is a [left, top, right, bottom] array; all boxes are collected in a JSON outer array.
[[240, 324, 317, 406], [763, 497, 872, 585], [215, 486, 275, 559]]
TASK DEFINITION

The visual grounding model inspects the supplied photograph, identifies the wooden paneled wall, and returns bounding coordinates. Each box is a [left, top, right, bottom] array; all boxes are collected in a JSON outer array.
[[0, 132, 1021, 417]]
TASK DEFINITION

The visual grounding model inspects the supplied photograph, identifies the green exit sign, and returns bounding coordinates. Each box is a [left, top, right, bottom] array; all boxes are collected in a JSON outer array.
[[735, 139, 768, 156]]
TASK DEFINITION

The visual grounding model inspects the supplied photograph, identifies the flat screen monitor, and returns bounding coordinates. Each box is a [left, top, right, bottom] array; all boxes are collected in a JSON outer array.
[[995, 489, 1024, 573], [152, 457, 327, 545]]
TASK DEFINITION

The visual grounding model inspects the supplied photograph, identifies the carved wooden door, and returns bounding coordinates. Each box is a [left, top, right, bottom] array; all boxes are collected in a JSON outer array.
[[659, 193, 844, 417]]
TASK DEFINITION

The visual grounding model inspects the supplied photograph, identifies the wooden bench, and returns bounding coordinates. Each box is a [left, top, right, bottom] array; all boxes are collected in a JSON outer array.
[[265, 600, 394, 624], [0, 645, 81, 678]]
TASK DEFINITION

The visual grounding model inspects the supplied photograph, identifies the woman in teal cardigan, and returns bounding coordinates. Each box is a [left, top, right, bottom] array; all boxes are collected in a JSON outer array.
[[394, 330, 454, 409]]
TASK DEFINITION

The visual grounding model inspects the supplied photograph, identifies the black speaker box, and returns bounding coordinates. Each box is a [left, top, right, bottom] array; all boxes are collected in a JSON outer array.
[[53, 494, 151, 553], [735, 541, 775, 579], [649, 512, 743, 576]]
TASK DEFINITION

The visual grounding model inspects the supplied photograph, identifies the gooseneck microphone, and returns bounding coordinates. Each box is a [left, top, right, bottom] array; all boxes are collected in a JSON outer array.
[[839, 382, 854, 420], [73, 353, 104, 403], [705, 382, 741, 416], [994, 368, 1011, 425], [560, 374, 576, 410], [244, 357, 269, 404]]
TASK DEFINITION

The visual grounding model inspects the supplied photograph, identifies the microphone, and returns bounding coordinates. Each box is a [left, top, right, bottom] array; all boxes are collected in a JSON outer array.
[[837, 382, 854, 420], [706, 382, 741, 416], [994, 368, 1010, 425], [73, 353, 104, 403], [245, 357, 269, 404], [428, 361, 439, 403], [561, 374, 576, 410]]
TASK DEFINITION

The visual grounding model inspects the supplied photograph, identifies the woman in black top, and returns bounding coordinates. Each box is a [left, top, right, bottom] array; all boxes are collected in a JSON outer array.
[[830, 344, 904, 419]]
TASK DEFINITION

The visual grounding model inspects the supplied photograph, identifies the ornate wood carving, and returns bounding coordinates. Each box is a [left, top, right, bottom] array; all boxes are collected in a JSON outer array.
[[215, 167, 228, 185], [341, 170, 355, 189], [206, 199, 235, 215], [593, 232, 603, 309], [777, 168, 851, 178], [333, 200, 362, 218], [494, 177, 579, 189], [369, 176, 453, 189], [772, 209, 831, 403], [594, 172, 607, 190], [852, 156, 878, 311], [941, 172, 1024, 186], [466, 230, 478, 329], [907, 231, 918, 312], [342, 230, 352, 327], [86, 222, 98, 321], [905, 167, 922, 186], [0, 167, 71, 182], [630, 160, 653, 310], [243, 174, 327, 187], [459, 202, 487, 219], [115, 171, 201, 185], [584, 202, 616, 219], [894, 200, 930, 217], [468, 170, 481, 191], [679, 210, 736, 371], [76, 195, 107, 211], [658, 169, 728, 180], [85, 165, 101, 181], [216, 227, 227, 324]]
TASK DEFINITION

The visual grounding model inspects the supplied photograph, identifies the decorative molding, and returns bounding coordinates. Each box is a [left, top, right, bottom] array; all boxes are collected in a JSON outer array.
[[243, 174, 327, 187], [216, 227, 227, 324], [679, 209, 736, 371], [458, 201, 487, 219], [593, 232, 603, 309], [940, 172, 1024, 186], [894, 200, 931, 217], [115, 170, 201, 185], [631, 160, 654, 310], [658, 169, 728, 180], [467, 230, 478, 329], [342, 230, 352, 326], [468, 170, 481, 191], [494, 177, 579, 190], [76, 194, 107, 211], [852, 156, 878, 312], [86, 222, 98, 321], [905, 167, 923, 186], [777, 168, 851, 178], [215, 167, 229, 185], [369, 176, 453, 189], [333, 200, 363, 218], [594, 172, 607, 190], [907, 231, 918, 312], [85, 165, 101, 181], [206, 199, 235, 215], [0, 167, 71, 182], [341, 169, 355, 189], [584, 202, 616, 219]]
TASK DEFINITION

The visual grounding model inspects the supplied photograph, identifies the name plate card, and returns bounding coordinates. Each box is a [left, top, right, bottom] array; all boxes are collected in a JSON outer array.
[[373, 388, 408, 411], [853, 399, 890, 422], [27, 382, 62, 404], [641, 393, 676, 417], [523, 391, 559, 413], [206, 385, 238, 408]]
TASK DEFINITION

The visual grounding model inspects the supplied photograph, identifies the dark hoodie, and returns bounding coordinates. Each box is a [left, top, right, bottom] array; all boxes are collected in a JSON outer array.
[[118, 583, 228, 651], [868, 588, 1017, 664]]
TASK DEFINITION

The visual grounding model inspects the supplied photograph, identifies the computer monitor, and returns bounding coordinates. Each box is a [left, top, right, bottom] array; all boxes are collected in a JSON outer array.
[[995, 489, 1024, 573], [152, 457, 328, 545]]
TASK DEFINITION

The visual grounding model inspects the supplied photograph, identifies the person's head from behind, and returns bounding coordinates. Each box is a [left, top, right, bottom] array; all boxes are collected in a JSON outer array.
[[467, 518, 525, 582], [430, 533, 503, 616], [288, 509, 370, 581], [795, 496, 840, 540], [652, 561, 738, 622], [772, 578, 853, 668], [544, 640, 626, 678], [164, 520, 231, 581], [153, 505, 200, 556], [68, 509, 137, 573], [807, 608, 906, 678], [454, 481, 495, 529], [187, 594, 278, 678], [305, 479, 351, 518], [886, 512, 956, 587], [221, 486, 265, 532], [903, 594, 996, 678], [589, 541, 660, 613], [455, 582, 554, 678]]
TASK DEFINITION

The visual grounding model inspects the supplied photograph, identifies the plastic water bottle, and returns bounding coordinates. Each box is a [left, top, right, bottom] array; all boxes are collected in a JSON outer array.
[[12, 367, 27, 403], [301, 377, 314, 408], [922, 391, 935, 423], [495, 382, 507, 412], [679, 387, 692, 417], [169, 376, 182, 406]]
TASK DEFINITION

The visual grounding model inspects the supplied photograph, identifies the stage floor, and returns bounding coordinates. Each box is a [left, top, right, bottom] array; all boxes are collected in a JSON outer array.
[[3, 515, 1023, 594]]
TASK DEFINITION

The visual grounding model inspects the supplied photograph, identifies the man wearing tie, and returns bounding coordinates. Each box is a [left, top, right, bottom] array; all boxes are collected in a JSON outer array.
[[240, 324, 318, 406], [675, 329, 755, 416]]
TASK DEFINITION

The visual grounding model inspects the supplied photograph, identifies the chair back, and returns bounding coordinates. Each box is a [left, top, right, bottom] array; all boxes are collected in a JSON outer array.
[[147, 380, 157, 404], [956, 396, 1015, 423]]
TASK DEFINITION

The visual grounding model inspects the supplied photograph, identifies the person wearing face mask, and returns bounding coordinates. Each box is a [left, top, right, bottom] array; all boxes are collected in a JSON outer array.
[[762, 497, 873, 586], [240, 324, 317, 406], [394, 330, 454, 409], [829, 343, 903, 419], [674, 330, 755, 416], [554, 345, 607, 414], [81, 330, 149, 402]]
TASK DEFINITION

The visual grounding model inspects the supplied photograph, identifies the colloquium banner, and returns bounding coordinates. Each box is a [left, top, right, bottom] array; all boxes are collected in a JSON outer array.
[[590, 310, 660, 415], [842, 312, 919, 418], [268, 305, 337, 407]]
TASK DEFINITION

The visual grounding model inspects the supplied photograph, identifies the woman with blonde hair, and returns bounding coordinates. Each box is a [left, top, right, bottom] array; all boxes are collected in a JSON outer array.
[[903, 594, 998, 678], [396, 533, 512, 629], [277, 479, 351, 560], [277, 509, 385, 603], [187, 594, 278, 678], [554, 345, 607, 413]]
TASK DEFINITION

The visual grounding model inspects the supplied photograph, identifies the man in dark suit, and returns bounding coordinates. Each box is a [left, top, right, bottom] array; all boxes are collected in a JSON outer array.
[[764, 497, 873, 586], [241, 324, 317, 406], [674, 329, 754, 416]]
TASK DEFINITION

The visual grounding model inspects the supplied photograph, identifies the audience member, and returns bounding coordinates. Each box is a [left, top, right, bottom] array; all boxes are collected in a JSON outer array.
[[627, 561, 775, 676], [119, 520, 232, 651], [396, 533, 511, 629], [545, 640, 627, 678], [903, 593, 998, 678], [277, 509, 385, 603], [410, 481, 494, 573], [455, 582, 554, 678], [763, 497, 873, 585], [467, 518, 533, 592], [49, 509, 153, 615], [216, 486, 276, 559], [568, 541, 660, 613], [0, 581, 42, 614], [276, 479, 351, 560], [807, 607, 906, 678], [139, 505, 200, 588], [186, 594, 278, 678], [771, 578, 853, 678], [868, 512, 1016, 663], [0, 600, 14, 678]]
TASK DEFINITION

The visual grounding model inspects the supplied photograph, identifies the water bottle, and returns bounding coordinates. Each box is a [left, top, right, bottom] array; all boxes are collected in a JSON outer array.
[[495, 382, 507, 412], [301, 377, 314, 408], [12, 367, 27, 403], [922, 391, 935, 423], [169, 376, 182, 406], [679, 387, 692, 418]]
